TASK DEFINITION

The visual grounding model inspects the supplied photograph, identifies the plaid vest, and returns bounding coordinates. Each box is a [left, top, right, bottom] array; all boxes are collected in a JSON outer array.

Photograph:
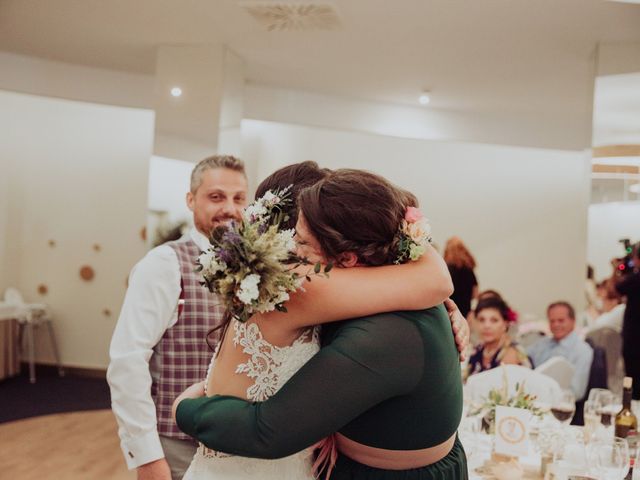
[[151, 238, 224, 440]]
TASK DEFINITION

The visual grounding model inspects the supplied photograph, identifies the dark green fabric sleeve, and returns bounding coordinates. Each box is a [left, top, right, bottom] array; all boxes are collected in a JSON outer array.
[[176, 314, 424, 459]]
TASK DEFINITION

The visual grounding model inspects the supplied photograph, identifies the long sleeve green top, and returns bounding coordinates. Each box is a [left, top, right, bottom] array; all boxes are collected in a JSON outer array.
[[176, 305, 463, 459]]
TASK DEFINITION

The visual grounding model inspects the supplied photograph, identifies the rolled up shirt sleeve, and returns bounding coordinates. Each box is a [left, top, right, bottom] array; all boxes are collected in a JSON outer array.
[[106, 246, 181, 469]]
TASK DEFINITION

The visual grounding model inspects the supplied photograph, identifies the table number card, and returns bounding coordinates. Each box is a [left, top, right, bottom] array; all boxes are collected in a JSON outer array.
[[493, 406, 532, 457]]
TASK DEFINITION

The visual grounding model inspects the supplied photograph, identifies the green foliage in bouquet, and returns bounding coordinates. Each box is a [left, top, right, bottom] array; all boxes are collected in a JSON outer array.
[[196, 187, 332, 322]]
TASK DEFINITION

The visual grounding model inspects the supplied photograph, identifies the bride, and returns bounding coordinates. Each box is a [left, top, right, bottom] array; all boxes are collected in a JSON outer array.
[[174, 162, 467, 480]]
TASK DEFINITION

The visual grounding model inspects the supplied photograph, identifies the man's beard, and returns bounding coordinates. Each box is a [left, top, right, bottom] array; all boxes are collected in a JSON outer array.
[[209, 216, 238, 229]]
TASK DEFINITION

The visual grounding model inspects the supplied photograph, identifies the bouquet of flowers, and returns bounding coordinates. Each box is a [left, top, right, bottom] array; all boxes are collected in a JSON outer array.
[[196, 187, 331, 322]]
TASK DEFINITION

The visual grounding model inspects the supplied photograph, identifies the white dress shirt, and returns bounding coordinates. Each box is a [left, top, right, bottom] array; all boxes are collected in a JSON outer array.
[[107, 228, 210, 469], [527, 331, 594, 400], [586, 304, 625, 334]]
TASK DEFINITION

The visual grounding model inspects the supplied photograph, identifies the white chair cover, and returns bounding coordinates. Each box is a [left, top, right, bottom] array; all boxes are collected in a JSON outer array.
[[465, 364, 563, 406], [3, 287, 50, 323], [534, 356, 575, 391]]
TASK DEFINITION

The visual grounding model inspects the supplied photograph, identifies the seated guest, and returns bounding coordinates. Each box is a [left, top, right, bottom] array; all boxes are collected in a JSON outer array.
[[585, 280, 625, 334], [528, 301, 594, 399], [465, 296, 531, 380]]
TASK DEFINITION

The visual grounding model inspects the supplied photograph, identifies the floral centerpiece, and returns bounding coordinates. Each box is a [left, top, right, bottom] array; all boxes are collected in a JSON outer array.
[[196, 187, 331, 323], [470, 369, 545, 434]]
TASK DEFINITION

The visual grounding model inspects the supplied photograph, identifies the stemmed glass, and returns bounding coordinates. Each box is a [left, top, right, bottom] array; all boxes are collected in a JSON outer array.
[[633, 443, 640, 480], [551, 389, 576, 426], [583, 400, 602, 442], [587, 437, 630, 480], [589, 388, 614, 427], [458, 415, 482, 468]]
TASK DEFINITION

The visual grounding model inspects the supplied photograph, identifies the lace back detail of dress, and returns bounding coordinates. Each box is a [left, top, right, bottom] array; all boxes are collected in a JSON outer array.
[[233, 321, 320, 401], [185, 321, 320, 479]]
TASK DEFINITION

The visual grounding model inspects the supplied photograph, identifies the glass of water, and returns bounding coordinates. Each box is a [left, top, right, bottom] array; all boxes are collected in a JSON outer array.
[[583, 400, 601, 442], [587, 437, 630, 480]]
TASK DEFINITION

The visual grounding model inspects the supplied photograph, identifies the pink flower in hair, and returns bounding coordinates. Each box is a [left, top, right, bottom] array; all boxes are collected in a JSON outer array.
[[405, 207, 424, 223], [506, 309, 519, 323]]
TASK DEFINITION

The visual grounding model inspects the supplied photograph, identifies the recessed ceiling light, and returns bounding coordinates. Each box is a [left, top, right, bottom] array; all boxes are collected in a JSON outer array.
[[418, 93, 431, 105], [170, 87, 182, 97]]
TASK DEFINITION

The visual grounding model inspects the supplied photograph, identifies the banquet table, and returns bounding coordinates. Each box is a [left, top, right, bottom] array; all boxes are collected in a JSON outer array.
[[464, 432, 545, 480], [461, 425, 602, 480]]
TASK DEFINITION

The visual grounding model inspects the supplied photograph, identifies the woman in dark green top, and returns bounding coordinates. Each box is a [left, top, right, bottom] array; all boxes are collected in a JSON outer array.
[[176, 169, 467, 479]]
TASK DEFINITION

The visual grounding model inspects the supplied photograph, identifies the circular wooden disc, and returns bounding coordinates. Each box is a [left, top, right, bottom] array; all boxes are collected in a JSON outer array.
[[79, 265, 95, 281], [102, 308, 112, 317], [37, 284, 48, 295]]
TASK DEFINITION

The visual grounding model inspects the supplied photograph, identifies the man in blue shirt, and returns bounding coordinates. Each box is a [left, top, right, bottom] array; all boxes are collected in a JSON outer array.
[[528, 301, 593, 399]]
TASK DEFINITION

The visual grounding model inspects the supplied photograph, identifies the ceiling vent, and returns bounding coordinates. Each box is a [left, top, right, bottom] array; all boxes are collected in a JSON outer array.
[[240, 2, 341, 31]]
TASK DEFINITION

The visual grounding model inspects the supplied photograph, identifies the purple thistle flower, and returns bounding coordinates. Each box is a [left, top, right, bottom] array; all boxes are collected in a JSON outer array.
[[222, 229, 243, 246], [218, 248, 235, 264]]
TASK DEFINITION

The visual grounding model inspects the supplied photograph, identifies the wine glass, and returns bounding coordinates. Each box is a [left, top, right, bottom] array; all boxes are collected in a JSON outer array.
[[633, 443, 640, 480], [458, 415, 482, 468], [551, 389, 576, 426], [588, 388, 613, 426], [587, 437, 630, 480], [550, 438, 589, 479], [583, 400, 602, 442]]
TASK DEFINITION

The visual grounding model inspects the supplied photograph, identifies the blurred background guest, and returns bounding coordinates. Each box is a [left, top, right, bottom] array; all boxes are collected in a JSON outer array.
[[528, 301, 593, 399], [465, 296, 530, 380], [585, 279, 625, 334], [444, 236, 478, 318]]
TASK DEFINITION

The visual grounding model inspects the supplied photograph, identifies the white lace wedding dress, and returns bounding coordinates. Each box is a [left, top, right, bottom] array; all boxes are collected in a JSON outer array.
[[183, 320, 320, 480]]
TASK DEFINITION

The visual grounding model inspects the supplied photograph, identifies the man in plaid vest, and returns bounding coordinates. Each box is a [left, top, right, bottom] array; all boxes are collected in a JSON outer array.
[[108, 156, 248, 480]]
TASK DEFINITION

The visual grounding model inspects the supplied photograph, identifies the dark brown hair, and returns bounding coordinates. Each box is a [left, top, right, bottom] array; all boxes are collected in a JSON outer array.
[[207, 161, 330, 350], [475, 296, 511, 322], [255, 161, 331, 230], [298, 169, 416, 266]]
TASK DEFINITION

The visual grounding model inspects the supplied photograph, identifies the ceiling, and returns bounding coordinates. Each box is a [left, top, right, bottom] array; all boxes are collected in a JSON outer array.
[[1, 0, 640, 144]]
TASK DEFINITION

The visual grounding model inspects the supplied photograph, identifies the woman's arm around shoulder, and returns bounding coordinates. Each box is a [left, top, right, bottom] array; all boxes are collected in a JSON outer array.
[[268, 244, 453, 329]]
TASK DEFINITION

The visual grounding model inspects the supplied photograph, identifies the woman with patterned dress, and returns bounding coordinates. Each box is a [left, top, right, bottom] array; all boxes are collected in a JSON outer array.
[[176, 162, 468, 480], [175, 168, 468, 480], [465, 296, 531, 380]]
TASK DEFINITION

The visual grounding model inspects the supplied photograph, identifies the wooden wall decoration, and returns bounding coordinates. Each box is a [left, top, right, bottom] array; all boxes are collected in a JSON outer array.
[[102, 308, 112, 317], [48, 240, 56, 248], [79, 265, 95, 282], [93, 244, 102, 252], [37, 284, 48, 295]]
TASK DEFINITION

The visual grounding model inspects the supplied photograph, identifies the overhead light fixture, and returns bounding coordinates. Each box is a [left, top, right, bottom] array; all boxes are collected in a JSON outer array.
[[170, 87, 183, 97], [418, 92, 431, 105]]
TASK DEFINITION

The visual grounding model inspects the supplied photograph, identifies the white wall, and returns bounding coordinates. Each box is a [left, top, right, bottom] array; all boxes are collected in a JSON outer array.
[[243, 120, 591, 318], [0, 90, 154, 369], [587, 202, 640, 282]]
